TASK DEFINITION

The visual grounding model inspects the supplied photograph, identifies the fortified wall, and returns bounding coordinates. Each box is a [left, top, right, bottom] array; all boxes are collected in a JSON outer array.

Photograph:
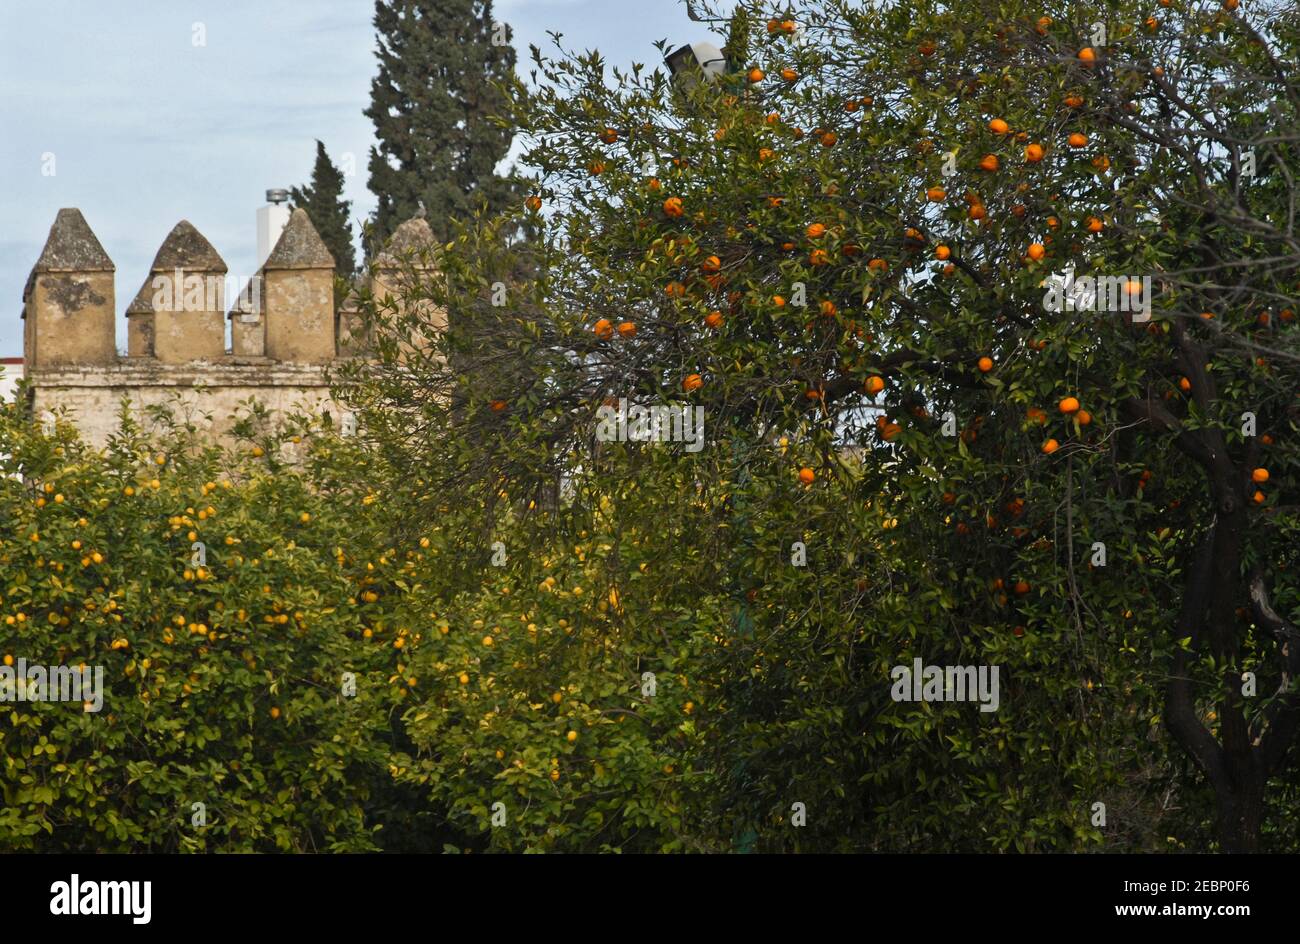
[[20, 207, 441, 447]]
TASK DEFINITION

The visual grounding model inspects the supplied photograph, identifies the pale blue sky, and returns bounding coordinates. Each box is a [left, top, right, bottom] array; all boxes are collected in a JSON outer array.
[[0, 0, 712, 356]]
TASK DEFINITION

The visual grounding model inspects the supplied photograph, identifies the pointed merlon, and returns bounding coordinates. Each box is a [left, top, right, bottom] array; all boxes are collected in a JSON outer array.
[[147, 220, 228, 273], [263, 208, 335, 270], [31, 208, 115, 274], [375, 216, 437, 267], [127, 220, 227, 314], [125, 279, 155, 315]]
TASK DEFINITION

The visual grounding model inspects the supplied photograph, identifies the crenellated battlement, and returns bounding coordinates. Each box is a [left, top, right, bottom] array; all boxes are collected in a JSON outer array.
[[19, 206, 441, 446]]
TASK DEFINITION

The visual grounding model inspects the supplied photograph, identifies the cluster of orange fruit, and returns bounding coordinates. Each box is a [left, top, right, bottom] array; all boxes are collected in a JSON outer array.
[[1041, 396, 1091, 454], [592, 318, 636, 340]]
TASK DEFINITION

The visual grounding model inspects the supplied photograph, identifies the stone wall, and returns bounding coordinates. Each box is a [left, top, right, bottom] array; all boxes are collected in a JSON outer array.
[[19, 207, 441, 448]]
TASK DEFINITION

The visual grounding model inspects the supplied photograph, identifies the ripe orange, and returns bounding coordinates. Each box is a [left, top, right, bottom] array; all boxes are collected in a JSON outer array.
[[806, 222, 826, 238], [1252, 468, 1269, 483], [704, 310, 724, 329], [781, 68, 798, 82], [1025, 143, 1044, 162], [935, 245, 951, 260], [1179, 377, 1192, 392], [1078, 47, 1096, 64], [1076, 410, 1092, 425], [1036, 16, 1052, 33], [988, 118, 1009, 134], [766, 18, 781, 33], [701, 255, 722, 273], [1068, 133, 1088, 148], [1027, 243, 1046, 261], [1224, 0, 1239, 9], [798, 467, 815, 485], [1064, 94, 1084, 108], [1042, 438, 1060, 454], [979, 154, 999, 172], [820, 131, 838, 148], [747, 67, 765, 83], [809, 248, 830, 266], [865, 376, 885, 396], [617, 321, 637, 338], [977, 356, 994, 373], [663, 196, 684, 218], [1059, 396, 1080, 414], [664, 281, 685, 298], [926, 186, 947, 201], [1014, 580, 1030, 595], [867, 258, 888, 273], [1253, 489, 1265, 504], [593, 318, 614, 340], [918, 40, 937, 56], [968, 203, 987, 220], [489, 399, 508, 412], [525, 195, 542, 212], [270, 707, 281, 719], [819, 300, 837, 317], [682, 374, 703, 392]]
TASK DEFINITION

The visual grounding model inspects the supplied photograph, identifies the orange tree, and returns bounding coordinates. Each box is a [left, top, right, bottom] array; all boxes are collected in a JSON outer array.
[[342, 0, 1300, 851], [0, 395, 468, 851]]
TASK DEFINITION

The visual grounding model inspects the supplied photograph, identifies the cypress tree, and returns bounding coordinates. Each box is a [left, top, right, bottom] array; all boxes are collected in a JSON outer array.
[[290, 140, 357, 280], [364, 0, 519, 250]]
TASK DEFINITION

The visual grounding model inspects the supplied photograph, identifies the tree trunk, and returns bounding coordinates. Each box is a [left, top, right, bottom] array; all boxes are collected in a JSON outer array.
[[1216, 772, 1264, 853]]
